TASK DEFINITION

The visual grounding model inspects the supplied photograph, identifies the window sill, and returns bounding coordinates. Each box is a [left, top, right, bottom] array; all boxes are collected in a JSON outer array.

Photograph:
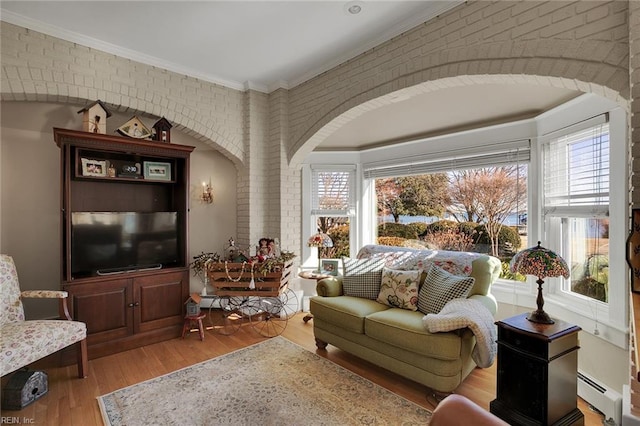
[[492, 279, 628, 349]]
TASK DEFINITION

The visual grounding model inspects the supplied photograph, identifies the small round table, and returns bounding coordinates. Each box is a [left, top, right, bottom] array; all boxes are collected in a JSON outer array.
[[182, 312, 207, 340], [298, 271, 331, 323]]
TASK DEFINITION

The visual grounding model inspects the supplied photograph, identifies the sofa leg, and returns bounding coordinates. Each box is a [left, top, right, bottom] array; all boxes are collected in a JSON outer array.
[[315, 338, 328, 349], [77, 338, 88, 378]]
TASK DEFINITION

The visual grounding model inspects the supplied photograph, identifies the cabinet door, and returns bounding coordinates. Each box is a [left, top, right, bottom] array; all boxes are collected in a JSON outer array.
[[134, 270, 187, 334], [496, 342, 547, 420], [65, 278, 134, 345]]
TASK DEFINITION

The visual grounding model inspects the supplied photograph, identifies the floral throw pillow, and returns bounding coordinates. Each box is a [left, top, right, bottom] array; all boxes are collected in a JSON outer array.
[[376, 268, 420, 311], [418, 265, 475, 314], [342, 257, 386, 300]]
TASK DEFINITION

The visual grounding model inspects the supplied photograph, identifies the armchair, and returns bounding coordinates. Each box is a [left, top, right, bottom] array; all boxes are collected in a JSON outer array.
[[1, 254, 88, 378], [431, 395, 508, 426]]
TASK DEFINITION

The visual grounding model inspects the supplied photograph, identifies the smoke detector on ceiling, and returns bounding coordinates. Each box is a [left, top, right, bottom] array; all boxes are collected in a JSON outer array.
[[345, 1, 363, 15]]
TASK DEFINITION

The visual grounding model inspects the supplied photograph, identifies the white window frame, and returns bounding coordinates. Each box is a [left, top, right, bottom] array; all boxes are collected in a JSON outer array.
[[301, 160, 360, 269], [529, 107, 628, 348]]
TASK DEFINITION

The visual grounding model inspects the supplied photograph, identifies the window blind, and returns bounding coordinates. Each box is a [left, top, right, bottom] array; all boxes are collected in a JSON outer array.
[[543, 122, 609, 209], [310, 166, 355, 215], [362, 139, 530, 179]]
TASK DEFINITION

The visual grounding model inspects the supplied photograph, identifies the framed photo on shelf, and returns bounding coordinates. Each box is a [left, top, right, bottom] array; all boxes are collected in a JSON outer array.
[[627, 208, 640, 293], [81, 158, 107, 177], [143, 161, 171, 181], [320, 259, 339, 276]]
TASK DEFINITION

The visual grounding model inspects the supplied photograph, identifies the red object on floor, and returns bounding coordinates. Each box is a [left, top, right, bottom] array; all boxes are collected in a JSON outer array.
[[182, 312, 207, 341]]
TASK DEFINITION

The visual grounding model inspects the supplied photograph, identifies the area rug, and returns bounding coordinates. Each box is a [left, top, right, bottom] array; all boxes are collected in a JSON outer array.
[[97, 337, 431, 425]]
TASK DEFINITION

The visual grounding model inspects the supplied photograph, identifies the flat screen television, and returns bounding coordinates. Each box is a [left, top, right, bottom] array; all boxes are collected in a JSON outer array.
[[71, 212, 179, 277]]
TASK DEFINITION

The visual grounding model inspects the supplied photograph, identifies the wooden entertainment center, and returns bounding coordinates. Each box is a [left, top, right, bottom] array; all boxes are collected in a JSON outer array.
[[54, 128, 194, 358]]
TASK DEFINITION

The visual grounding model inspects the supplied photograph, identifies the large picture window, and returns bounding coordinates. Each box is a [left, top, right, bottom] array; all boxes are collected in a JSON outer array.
[[375, 165, 528, 259], [365, 140, 529, 261]]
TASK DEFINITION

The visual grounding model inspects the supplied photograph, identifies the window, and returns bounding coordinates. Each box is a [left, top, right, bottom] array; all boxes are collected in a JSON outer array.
[[307, 166, 356, 261], [543, 121, 610, 303], [365, 140, 529, 259], [374, 165, 527, 258]]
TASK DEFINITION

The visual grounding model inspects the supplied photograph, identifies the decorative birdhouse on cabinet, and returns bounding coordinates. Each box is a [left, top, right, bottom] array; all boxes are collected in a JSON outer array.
[[77, 100, 111, 134], [152, 117, 173, 143], [116, 116, 153, 139], [184, 293, 202, 316]]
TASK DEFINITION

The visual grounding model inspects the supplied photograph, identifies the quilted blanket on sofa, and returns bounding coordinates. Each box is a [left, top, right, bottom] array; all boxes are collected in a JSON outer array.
[[357, 244, 484, 277], [422, 298, 497, 368]]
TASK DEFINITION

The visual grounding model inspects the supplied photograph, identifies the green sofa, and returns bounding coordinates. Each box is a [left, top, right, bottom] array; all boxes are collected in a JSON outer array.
[[310, 244, 501, 394]]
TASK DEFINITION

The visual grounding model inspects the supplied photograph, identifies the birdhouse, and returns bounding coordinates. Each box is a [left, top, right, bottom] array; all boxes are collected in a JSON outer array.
[[152, 117, 173, 143], [77, 100, 111, 134], [116, 116, 153, 139], [184, 293, 202, 317]]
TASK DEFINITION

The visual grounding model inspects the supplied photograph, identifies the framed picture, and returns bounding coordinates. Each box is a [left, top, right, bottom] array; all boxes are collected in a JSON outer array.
[[143, 161, 172, 181], [320, 259, 339, 276], [627, 208, 640, 293], [81, 158, 107, 177]]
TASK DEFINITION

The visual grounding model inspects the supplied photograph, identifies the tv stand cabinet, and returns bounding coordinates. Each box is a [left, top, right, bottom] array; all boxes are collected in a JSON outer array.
[[54, 128, 194, 358]]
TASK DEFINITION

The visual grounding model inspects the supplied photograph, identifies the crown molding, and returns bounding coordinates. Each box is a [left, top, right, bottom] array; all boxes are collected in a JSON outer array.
[[1, 1, 463, 95], [1, 9, 248, 92]]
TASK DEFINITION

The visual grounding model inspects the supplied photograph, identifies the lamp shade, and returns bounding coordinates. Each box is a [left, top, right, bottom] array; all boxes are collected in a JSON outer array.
[[509, 241, 569, 279], [307, 232, 333, 248], [509, 241, 569, 324]]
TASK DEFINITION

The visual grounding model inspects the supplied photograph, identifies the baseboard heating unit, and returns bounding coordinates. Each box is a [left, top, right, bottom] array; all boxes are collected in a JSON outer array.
[[577, 371, 622, 426]]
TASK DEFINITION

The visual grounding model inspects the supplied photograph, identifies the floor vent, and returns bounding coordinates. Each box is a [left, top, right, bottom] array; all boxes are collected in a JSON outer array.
[[577, 371, 622, 426]]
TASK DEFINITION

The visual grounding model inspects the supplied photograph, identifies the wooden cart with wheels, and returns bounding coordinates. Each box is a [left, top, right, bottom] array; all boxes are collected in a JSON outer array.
[[205, 260, 296, 337]]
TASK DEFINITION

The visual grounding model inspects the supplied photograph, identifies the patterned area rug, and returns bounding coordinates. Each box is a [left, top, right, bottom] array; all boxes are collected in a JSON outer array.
[[98, 337, 431, 425]]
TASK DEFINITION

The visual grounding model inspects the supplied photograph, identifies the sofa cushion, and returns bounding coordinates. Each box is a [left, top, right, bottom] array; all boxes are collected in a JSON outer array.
[[365, 308, 465, 360], [310, 295, 389, 334], [342, 257, 386, 300], [376, 268, 420, 311], [418, 265, 475, 314]]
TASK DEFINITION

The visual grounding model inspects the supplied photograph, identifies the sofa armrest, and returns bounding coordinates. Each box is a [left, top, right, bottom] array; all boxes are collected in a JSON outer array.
[[468, 294, 498, 316], [469, 256, 502, 297], [316, 277, 344, 297]]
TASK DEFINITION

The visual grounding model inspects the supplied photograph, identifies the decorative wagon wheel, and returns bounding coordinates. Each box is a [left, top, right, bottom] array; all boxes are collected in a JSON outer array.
[[207, 296, 244, 335], [248, 288, 298, 338]]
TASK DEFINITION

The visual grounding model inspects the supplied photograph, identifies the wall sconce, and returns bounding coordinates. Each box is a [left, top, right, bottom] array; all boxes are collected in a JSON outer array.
[[200, 180, 213, 204]]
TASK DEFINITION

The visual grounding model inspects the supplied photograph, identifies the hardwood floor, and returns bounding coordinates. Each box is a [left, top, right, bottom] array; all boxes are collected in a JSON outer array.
[[1, 312, 605, 425]]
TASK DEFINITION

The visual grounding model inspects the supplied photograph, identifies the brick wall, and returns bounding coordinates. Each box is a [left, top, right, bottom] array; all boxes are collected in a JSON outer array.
[[0, 22, 246, 163]]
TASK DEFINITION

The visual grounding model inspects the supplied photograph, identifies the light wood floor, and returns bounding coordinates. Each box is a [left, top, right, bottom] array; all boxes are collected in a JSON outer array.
[[1, 312, 605, 425]]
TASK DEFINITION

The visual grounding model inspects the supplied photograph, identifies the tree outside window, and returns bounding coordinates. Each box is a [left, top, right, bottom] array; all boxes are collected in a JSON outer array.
[[375, 165, 527, 260]]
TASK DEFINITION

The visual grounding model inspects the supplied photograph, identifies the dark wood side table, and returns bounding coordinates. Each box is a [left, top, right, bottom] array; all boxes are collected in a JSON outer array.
[[298, 271, 331, 323], [490, 313, 584, 426]]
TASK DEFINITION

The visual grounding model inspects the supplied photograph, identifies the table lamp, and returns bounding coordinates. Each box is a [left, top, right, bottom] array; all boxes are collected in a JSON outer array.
[[307, 232, 333, 272], [509, 241, 570, 324]]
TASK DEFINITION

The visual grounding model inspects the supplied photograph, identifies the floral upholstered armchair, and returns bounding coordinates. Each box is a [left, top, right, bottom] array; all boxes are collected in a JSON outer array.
[[0, 254, 88, 378]]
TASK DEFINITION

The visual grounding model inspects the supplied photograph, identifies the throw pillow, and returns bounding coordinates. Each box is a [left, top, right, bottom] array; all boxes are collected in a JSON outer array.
[[376, 268, 420, 311], [342, 257, 386, 300], [418, 265, 475, 314]]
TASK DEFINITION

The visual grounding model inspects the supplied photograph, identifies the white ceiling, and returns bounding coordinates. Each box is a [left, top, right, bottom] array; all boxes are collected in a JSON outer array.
[[1, 1, 582, 150]]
